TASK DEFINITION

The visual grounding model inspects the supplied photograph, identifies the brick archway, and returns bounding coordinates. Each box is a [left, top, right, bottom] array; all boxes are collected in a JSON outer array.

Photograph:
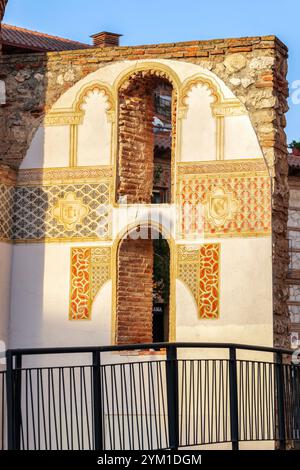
[[116, 69, 177, 204], [112, 223, 175, 345]]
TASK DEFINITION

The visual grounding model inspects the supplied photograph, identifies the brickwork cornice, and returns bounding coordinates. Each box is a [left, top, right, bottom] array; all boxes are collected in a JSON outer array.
[[0, 35, 288, 65]]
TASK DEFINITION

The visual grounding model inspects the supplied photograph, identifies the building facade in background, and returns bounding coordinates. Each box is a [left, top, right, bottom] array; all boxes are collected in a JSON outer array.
[[288, 148, 300, 347]]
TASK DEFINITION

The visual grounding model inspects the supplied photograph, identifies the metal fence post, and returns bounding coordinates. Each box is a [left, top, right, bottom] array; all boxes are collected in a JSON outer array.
[[92, 351, 103, 450], [276, 352, 286, 450], [229, 347, 239, 450], [14, 353, 22, 450], [6, 351, 22, 450], [166, 345, 179, 449], [6, 350, 14, 450]]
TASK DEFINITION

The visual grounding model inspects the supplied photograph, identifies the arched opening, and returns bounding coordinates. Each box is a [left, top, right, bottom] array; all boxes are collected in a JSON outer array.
[[116, 226, 170, 345], [116, 71, 174, 204]]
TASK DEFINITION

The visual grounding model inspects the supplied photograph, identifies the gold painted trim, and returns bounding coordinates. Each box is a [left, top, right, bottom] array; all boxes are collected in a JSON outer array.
[[216, 116, 225, 161], [111, 221, 176, 345], [177, 158, 269, 175], [179, 74, 223, 119], [45, 81, 116, 128], [212, 100, 247, 117], [17, 166, 114, 186], [113, 62, 182, 94], [13, 236, 111, 244], [44, 111, 83, 126], [74, 81, 116, 121], [69, 124, 78, 167], [0, 238, 12, 244]]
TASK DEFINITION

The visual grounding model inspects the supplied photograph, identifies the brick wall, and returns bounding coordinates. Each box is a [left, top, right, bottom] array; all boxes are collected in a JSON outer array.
[[117, 76, 155, 203], [116, 237, 153, 344]]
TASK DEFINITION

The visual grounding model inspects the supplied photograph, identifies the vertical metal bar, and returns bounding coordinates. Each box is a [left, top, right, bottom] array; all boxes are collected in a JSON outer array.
[[275, 352, 286, 450], [229, 347, 239, 450], [6, 350, 14, 450], [14, 354, 22, 450], [166, 345, 179, 449], [92, 351, 103, 450]]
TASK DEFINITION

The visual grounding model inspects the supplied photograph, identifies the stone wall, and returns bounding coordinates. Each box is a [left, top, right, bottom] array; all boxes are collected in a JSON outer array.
[[116, 237, 153, 344], [0, 35, 290, 346]]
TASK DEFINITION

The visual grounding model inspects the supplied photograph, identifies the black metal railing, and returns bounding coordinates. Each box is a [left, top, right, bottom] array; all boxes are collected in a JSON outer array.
[[1, 342, 300, 450]]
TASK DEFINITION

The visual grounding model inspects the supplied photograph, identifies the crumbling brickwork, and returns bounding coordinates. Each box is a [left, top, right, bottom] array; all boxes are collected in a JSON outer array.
[[118, 76, 155, 204], [0, 35, 290, 346], [116, 237, 153, 344]]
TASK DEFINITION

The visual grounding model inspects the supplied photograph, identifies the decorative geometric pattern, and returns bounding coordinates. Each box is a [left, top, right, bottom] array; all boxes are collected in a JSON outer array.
[[13, 182, 111, 242], [70, 247, 111, 320], [199, 244, 220, 319], [17, 166, 113, 185], [178, 173, 271, 238], [177, 243, 220, 319], [177, 247, 199, 302], [177, 159, 268, 175], [0, 184, 14, 241]]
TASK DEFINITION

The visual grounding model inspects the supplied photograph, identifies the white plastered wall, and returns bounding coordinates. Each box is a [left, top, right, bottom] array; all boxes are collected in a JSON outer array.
[[181, 84, 216, 161], [176, 237, 273, 348], [0, 243, 12, 350], [9, 243, 112, 350], [77, 90, 112, 166], [20, 126, 70, 169], [224, 115, 262, 159], [11, 58, 271, 351]]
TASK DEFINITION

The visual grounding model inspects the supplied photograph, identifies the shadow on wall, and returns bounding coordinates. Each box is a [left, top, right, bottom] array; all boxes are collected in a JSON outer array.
[[0, 49, 49, 349]]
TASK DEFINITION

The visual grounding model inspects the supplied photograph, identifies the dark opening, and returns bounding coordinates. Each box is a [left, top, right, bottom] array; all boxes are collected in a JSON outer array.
[[153, 235, 170, 342]]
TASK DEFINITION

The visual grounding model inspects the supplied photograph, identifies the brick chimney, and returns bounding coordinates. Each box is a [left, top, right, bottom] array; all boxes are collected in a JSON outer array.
[[90, 31, 122, 48]]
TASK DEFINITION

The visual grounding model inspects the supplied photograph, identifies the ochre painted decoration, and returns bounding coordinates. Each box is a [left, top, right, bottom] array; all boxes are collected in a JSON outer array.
[[177, 243, 220, 319], [70, 247, 111, 320], [70, 248, 90, 320], [178, 169, 271, 238], [199, 244, 220, 319]]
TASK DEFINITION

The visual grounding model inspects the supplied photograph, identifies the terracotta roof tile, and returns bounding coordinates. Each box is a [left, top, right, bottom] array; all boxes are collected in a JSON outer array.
[[1, 23, 91, 51]]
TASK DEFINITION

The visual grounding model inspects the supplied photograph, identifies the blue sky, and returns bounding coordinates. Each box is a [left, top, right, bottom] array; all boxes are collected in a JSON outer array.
[[3, 0, 300, 143]]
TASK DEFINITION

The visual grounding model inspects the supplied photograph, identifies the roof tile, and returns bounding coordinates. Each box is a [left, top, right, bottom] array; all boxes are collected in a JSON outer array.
[[1, 23, 91, 51]]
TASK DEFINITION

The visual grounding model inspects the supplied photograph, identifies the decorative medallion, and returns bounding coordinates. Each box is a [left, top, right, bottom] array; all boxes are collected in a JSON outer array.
[[206, 187, 238, 227], [52, 192, 89, 230]]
